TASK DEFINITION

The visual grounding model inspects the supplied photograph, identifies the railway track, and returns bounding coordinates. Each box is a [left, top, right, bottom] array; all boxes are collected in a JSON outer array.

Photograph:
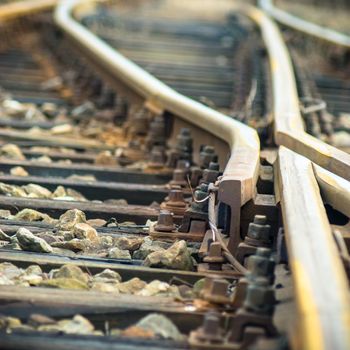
[[260, 0, 350, 153], [0, 1, 348, 350]]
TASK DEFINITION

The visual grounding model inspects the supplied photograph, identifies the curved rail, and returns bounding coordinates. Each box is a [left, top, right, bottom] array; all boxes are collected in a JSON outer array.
[[56, 2, 350, 348], [238, 3, 350, 182], [236, 4, 350, 350], [55, 0, 261, 250], [252, 1, 350, 213], [259, 0, 350, 48], [231, 2, 350, 217], [0, 0, 57, 21], [0, 0, 346, 348]]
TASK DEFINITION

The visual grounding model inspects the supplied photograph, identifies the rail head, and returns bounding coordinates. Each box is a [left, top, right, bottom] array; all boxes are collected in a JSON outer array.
[[236, 3, 350, 181], [238, 5, 350, 348], [55, 0, 261, 246], [55, 0, 260, 154], [276, 146, 350, 350], [259, 0, 350, 48], [313, 164, 350, 218], [0, 0, 58, 21]]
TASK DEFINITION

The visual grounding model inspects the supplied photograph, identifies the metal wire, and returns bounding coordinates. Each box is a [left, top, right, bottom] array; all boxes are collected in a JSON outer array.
[[208, 191, 247, 274]]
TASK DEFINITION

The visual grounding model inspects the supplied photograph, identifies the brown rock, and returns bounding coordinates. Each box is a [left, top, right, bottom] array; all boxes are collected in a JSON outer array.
[[58, 315, 94, 334], [50, 124, 73, 135], [108, 247, 131, 260], [114, 237, 144, 251], [62, 231, 75, 241], [143, 240, 193, 271], [35, 155, 52, 163], [117, 278, 146, 294], [28, 314, 56, 327], [36, 232, 61, 244], [121, 326, 155, 339], [0, 183, 27, 197], [13, 209, 56, 225], [132, 237, 169, 260], [90, 282, 120, 293], [56, 209, 86, 230], [10, 166, 28, 177], [54, 264, 89, 284], [39, 277, 88, 290], [51, 239, 86, 252], [136, 280, 180, 298], [23, 184, 52, 198], [87, 219, 107, 227], [99, 236, 114, 249], [25, 265, 42, 275], [94, 151, 117, 165], [52, 185, 66, 198], [93, 269, 122, 283], [73, 223, 98, 242], [38, 315, 94, 335], [0, 144, 25, 160], [52, 247, 76, 257]]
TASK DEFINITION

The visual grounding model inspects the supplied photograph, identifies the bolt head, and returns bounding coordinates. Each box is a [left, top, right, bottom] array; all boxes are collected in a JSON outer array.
[[254, 215, 267, 225], [155, 209, 175, 232], [244, 283, 275, 314]]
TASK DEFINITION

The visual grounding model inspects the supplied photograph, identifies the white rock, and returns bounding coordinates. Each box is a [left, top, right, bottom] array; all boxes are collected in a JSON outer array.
[[16, 227, 53, 253]]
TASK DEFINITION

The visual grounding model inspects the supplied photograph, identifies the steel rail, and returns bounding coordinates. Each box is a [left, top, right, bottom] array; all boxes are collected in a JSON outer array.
[[232, 5, 350, 224], [276, 147, 350, 350], [55, 0, 261, 250], [245, 2, 350, 217], [0, 1, 348, 348], [313, 164, 350, 218], [234, 5, 350, 350], [0, 0, 58, 21], [259, 0, 350, 48], [235, 3, 350, 182]]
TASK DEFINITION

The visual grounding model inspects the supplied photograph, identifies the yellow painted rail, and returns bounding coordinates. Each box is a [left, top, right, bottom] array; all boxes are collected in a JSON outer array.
[[236, 4, 350, 350], [276, 147, 350, 350]]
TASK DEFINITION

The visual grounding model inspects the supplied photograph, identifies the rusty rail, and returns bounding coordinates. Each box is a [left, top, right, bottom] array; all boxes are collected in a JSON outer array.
[[55, 0, 261, 251], [237, 3, 350, 182], [235, 4, 350, 350], [276, 147, 350, 350], [253, 0, 350, 215], [0, 1, 348, 348]]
